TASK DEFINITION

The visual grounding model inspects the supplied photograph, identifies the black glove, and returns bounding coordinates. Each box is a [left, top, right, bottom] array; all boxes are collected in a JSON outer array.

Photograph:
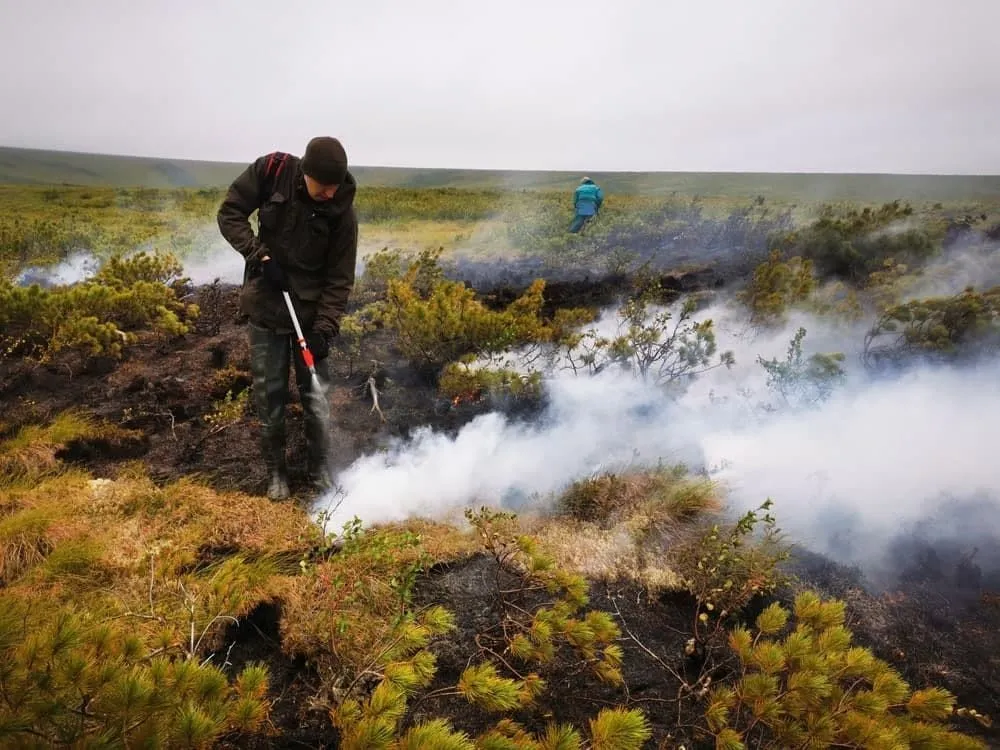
[[260, 256, 290, 291], [306, 329, 334, 361]]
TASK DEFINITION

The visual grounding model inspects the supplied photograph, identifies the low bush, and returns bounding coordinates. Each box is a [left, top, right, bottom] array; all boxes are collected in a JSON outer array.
[[0, 597, 271, 748], [0, 250, 198, 363], [706, 592, 989, 749], [863, 284, 1000, 369]]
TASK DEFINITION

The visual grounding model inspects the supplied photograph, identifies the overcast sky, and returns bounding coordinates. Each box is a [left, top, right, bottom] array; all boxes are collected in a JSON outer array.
[[2, 0, 998, 174]]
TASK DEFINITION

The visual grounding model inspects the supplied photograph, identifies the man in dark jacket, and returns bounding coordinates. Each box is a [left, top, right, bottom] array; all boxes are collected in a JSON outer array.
[[217, 136, 358, 500]]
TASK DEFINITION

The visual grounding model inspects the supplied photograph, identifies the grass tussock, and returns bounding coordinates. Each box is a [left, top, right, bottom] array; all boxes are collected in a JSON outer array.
[[520, 466, 721, 593], [0, 446, 318, 665], [557, 464, 720, 526], [0, 410, 95, 486], [528, 518, 683, 593], [0, 410, 147, 489]]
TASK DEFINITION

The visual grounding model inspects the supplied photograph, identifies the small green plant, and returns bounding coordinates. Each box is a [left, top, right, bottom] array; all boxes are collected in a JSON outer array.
[[564, 281, 734, 390], [757, 327, 845, 410], [203, 388, 250, 432], [705, 592, 989, 749], [672, 500, 790, 653]]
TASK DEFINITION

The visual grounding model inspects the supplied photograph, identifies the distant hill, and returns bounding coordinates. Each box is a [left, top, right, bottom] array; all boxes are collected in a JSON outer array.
[[2, 146, 999, 202]]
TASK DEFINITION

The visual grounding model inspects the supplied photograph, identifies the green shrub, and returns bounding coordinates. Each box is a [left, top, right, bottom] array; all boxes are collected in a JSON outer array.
[[705, 592, 989, 749], [564, 280, 734, 389], [737, 249, 816, 326], [778, 201, 937, 283], [671, 500, 790, 653], [0, 250, 198, 362], [0, 597, 270, 748], [863, 285, 1000, 369], [757, 327, 846, 410]]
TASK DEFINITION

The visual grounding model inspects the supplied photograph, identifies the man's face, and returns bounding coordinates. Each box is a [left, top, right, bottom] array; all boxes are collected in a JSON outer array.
[[304, 174, 339, 202]]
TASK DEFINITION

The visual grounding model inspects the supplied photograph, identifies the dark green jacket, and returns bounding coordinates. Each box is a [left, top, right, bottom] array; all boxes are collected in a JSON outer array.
[[216, 152, 358, 336]]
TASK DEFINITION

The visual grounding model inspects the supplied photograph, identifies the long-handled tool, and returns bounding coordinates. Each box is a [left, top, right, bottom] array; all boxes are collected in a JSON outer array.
[[282, 290, 316, 377]]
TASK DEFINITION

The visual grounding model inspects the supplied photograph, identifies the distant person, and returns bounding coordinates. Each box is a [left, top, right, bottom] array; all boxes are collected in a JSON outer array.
[[569, 176, 604, 233], [216, 137, 358, 500]]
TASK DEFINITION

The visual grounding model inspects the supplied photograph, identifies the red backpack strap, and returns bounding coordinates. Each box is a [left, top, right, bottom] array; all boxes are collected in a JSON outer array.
[[262, 151, 291, 191]]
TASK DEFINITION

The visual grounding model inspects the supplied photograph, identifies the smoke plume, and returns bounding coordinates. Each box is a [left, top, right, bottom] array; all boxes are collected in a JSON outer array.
[[313, 275, 1000, 588], [15, 250, 100, 287]]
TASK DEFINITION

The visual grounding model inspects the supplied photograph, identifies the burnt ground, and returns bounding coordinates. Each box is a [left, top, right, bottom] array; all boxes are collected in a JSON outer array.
[[405, 554, 715, 748], [2, 268, 999, 747]]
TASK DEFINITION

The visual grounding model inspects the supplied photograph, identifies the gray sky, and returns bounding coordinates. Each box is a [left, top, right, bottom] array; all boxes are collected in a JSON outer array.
[[2, 0, 998, 173]]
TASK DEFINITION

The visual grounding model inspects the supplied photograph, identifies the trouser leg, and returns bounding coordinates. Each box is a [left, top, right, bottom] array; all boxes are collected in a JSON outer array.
[[249, 322, 292, 499], [292, 344, 334, 491], [569, 214, 586, 233]]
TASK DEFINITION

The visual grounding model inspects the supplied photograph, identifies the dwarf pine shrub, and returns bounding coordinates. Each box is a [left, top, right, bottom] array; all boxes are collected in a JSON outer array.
[[705, 592, 988, 749], [863, 284, 1000, 369], [563, 280, 734, 388], [757, 327, 846, 410], [0, 597, 270, 748], [0, 250, 198, 362], [777, 200, 937, 283], [357, 247, 593, 381], [737, 249, 816, 326]]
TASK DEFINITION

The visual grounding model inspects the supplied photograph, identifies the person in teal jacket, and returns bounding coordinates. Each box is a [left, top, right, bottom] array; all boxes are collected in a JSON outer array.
[[569, 177, 604, 233]]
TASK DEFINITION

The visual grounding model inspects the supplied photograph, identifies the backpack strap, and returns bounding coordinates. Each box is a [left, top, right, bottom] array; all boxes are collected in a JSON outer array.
[[261, 151, 291, 193]]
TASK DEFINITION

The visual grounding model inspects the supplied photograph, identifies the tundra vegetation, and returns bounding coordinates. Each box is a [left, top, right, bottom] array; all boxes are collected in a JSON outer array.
[[0, 177, 998, 748]]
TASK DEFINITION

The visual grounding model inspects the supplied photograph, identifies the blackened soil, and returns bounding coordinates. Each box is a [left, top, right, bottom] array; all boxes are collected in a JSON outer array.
[[216, 602, 339, 749], [407, 553, 718, 748]]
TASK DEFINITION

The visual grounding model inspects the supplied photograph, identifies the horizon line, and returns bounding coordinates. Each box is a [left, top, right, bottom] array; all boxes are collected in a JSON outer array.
[[2, 144, 998, 180]]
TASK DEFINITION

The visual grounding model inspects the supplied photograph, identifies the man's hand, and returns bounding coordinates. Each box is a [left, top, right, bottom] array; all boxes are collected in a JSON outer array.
[[306, 328, 336, 361], [260, 256, 290, 291]]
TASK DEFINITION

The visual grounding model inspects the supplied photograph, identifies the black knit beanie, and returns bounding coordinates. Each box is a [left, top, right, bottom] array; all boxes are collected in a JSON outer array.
[[301, 136, 348, 185]]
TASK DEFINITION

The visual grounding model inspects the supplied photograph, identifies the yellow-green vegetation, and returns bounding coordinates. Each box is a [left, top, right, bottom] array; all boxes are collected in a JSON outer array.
[[323, 506, 653, 750], [737, 250, 816, 326], [0, 419, 323, 746], [529, 465, 721, 593], [342, 247, 596, 391], [0, 410, 135, 489], [863, 284, 1000, 369], [562, 279, 735, 387], [707, 593, 989, 749], [774, 200, 939, 283], [0, 249, 198, 364], [0, 185, 224, 275]]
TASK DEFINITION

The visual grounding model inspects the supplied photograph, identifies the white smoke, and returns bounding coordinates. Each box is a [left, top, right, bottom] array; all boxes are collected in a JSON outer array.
[[180, 234, 247, 285], [15, 250, 100, 287], [313, 290, 1000, 582]]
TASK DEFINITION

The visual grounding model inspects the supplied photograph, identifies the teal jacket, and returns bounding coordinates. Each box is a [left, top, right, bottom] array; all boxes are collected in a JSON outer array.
[[574, 179, 604, 216]]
